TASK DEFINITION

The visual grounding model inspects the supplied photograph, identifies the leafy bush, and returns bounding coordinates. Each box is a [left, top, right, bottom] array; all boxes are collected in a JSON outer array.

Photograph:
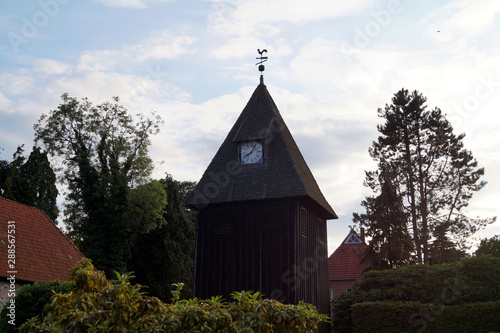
[[332, 256, 500, 333], [20, 259, 329, 332], [351, 300, 500, 333], [0, 280, 74, 332]]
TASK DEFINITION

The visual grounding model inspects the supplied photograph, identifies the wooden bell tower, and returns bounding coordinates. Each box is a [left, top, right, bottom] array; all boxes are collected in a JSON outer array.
[[184, 51, 337, 325]]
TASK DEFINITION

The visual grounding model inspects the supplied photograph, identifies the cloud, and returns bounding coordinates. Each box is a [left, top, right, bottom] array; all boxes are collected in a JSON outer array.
[[45, 71, 191, 106], [92, 0, 175, 9], [207, 0, 377, 37], [0, 73, 36, 96], [0, 92, 13, 113], [421, 0, 500, 49], [78, 30, 196, 72], [33, 59, 72, 75]]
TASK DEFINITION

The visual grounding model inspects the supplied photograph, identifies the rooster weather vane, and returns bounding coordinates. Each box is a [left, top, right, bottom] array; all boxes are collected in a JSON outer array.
[[256, 49, 268, 73]]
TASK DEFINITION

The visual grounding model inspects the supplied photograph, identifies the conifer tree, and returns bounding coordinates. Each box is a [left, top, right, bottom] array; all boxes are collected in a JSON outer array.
[[0, 146, 59, 222], [354, 167, 413, 269], [357, 88, 495, 264]]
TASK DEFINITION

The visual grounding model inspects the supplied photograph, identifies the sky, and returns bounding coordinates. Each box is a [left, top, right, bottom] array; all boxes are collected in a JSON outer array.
[[1, 0, 499, 255]]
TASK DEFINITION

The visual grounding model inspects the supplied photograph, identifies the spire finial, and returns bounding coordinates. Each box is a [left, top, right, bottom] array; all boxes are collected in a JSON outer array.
[[256, 49, 268, 84]]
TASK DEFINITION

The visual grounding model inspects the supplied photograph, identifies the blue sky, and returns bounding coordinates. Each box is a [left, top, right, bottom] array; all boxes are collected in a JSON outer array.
[[1, 0, 499, 253]]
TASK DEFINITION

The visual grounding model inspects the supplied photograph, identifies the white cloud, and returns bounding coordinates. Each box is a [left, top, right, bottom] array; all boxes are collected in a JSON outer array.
[[78, 50, 124, 72], [0, 92, 13, 113], [131, 31, 197, 61], [210, 36, 266, 60], [78, 30, 196, 72], [207, 0, 377, 36], [46, 71, 190, 106], [421, 0, 500, 49], [92, 0, 175, 9], [33, 59, 72, 75], [0, 73, 36, 95]]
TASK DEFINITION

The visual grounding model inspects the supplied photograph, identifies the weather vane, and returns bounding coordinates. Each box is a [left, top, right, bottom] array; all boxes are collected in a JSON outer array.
[[256, 49, 268, 84], [256, 49, 268, 72]]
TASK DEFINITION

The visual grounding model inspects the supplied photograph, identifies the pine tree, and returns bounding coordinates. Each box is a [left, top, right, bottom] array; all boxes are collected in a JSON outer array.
[[354, 168, 413, 269], [359, 88, 495, 264], [0, 146, 59, 222]]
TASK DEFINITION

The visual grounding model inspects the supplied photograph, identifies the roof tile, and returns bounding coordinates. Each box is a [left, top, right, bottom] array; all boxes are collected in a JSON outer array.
[[0, 197, 84, 282], [329, 230, 370, 279]]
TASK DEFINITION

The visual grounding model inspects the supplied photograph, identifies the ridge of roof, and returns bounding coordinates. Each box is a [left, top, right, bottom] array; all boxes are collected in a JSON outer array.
[[184, 84, 337, 219]]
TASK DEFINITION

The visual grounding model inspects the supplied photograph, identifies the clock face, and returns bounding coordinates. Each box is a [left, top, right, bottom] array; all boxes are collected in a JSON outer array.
[[240, 141, 263, 164]]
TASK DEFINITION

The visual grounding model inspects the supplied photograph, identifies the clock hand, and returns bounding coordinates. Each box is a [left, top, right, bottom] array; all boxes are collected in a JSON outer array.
[[244, 143, 257, 157]]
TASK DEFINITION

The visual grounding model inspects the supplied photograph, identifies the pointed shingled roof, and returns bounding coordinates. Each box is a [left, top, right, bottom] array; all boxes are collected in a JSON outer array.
[[184, 83, 337, 220], [0, 197, 84, 283]]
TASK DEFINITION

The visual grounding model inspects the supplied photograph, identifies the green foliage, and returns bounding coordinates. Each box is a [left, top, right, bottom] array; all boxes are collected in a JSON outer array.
[[353, 169, 413, 269], [475, 235, 500, 257], [0, 145, 59, 222], [128, 175, 196, 301], [126, 180, 168, 235], [20, 259, 328, 333], [358, 88, 495, 265], [332, 256, 500, 333], [34, 94, 163, 276], [0, 280, 74, 332], [351, 301, 500, 333]]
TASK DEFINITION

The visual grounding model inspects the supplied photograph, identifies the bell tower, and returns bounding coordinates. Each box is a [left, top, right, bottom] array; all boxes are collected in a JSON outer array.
[[184, 50, 337, 325]]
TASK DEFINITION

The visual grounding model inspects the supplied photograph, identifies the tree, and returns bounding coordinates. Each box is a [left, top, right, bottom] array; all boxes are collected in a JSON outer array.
[[0, 146, 59, 222], [428, 222, 467, 264], [358, 88, 495, 265], [34, 93, 162, 276], [475, 235, 500, 257], [128, 175, 196, 300], [353, 168, 413, 269]]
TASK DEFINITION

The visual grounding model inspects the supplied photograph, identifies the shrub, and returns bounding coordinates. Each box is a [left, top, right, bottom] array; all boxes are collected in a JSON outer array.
[[20, 259, 329, 332], [351, 301, 500, 333], [0, 280, 74, 332], [332, 256, 500, 333]]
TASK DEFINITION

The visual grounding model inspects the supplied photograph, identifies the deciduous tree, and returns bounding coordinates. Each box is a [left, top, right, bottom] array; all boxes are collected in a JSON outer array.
[[34, 93, 162, 275], [475, 235, 500, 258], [128, 175, 196, 300]]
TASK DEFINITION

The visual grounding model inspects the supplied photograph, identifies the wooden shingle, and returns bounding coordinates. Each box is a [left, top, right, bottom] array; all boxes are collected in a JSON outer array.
[[184, 83, 337, 220]]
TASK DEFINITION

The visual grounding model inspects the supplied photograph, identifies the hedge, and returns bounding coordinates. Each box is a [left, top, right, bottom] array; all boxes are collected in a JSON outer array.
[[351, 300, 500, 333], [332, 256, 500, 333], [0, 280, 74, 332], [19, 259, 329, 332]]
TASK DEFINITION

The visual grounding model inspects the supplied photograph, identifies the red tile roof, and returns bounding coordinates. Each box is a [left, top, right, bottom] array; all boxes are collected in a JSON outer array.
[[328, 231, 369, 280], [0, 197, 84, 283]]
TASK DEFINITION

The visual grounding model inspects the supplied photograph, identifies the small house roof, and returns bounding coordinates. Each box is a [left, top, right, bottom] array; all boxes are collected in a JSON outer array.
[[329, 230, 369, 280], [0, 197, 84, 283], [184, 83, 337, 220]]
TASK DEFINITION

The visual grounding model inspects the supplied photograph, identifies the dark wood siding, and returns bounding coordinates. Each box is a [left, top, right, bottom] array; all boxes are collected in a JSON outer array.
[[194, 199, 296, 301], [295, 200, 330, 316], [194, 197, 330, 322]]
